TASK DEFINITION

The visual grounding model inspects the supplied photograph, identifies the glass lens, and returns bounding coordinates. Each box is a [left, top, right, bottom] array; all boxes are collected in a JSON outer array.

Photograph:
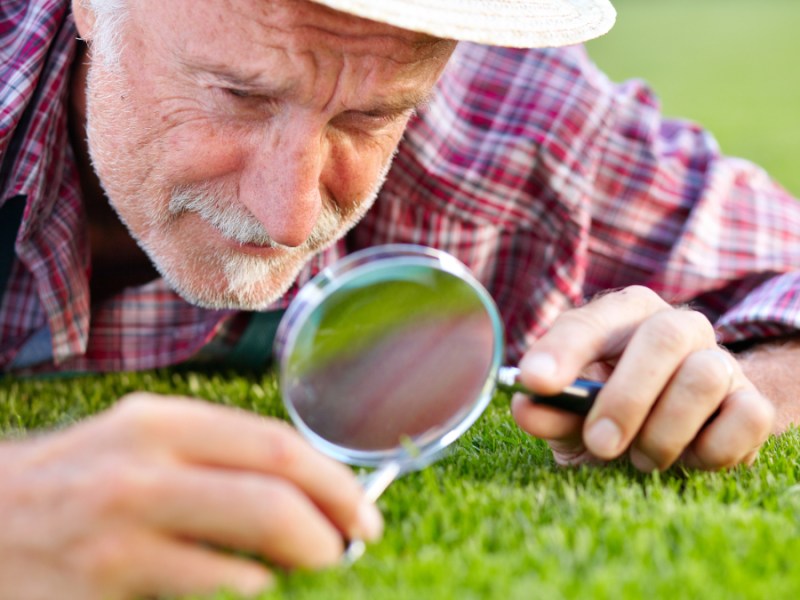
[[278, 247, 501, 465]]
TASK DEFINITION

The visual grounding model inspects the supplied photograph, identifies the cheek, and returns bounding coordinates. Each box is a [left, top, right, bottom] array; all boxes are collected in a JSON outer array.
[[152, 118, 246, 186], [88, 84, 240, 199], [323, 131, 402, 205]]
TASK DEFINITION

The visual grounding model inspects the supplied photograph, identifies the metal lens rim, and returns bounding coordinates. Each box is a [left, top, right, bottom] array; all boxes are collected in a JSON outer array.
[[275, 244, 505, 467]]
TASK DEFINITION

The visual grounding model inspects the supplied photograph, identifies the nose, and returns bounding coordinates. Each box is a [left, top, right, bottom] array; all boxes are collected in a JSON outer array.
[[238, 126, 325, 248]]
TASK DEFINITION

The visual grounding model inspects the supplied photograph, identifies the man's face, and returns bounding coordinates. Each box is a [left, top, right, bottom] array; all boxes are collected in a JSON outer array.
[[83, 0, 455, 309]]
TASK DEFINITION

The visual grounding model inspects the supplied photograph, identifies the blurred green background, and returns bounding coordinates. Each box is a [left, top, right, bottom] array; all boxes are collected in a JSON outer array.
[[587, 0, 800, 196]]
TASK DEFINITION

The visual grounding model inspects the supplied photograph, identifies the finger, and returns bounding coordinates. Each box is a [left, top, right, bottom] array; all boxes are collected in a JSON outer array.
[[628, 348, 734, 471], [519, 286, 670, 394], [511, 395, 602, 467], [510, 394, 584, 440], [582, 309, 717, 461], [110, 395, 382, 542], [682, 386, 775, 470], [124, 530, 273, 599], [128, 466, 347, 569]]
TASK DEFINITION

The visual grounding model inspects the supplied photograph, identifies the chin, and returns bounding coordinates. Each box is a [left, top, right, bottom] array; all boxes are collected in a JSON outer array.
[[165, 276, 290, 311], [156, 248, 308, 311]]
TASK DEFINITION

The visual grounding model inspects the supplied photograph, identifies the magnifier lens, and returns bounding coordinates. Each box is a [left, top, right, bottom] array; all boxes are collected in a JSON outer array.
[[277, 247, 502, 467], [275, 245, 603, 564]]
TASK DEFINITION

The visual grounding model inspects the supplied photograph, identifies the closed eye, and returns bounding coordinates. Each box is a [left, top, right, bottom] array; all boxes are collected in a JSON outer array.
[[225, 88, 251, 98], [215, 87, 281, 117], [335, 108, 414, 131]]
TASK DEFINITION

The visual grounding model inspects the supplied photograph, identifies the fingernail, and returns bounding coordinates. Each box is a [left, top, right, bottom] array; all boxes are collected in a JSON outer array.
[[520, 352, 558, 378], [584, 418, 622, 458], [629, 447, 658, 472], [357, 501, 384, 541]]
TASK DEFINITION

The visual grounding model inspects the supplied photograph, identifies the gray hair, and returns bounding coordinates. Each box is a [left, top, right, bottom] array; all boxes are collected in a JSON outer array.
[[81, 0, 128, 65]]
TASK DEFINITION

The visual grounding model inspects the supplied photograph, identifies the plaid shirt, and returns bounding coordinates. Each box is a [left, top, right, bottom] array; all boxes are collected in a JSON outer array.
[[2, 1, 799, 373]]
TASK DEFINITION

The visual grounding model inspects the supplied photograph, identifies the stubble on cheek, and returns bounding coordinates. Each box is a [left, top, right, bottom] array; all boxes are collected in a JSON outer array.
[[84, 59, 173, 228]]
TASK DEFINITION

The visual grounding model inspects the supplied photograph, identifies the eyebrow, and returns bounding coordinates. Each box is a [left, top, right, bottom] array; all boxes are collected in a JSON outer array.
[[190, 63, 295, 95], [184, 61, 436, 114], [359, 89, 436, 115]]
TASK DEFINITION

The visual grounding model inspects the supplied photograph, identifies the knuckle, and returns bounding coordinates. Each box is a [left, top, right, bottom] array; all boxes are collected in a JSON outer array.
[[556, 306, 604, 332], [607, 285, 663, 302], [86, 462, 156, 517], [735, 392, 776, 440], [683, 309, 716, 341], [111, 393, 163, 435], [261, 422, 303, 470], [621, 284, 662, 301], [641, 311, 692, 355], [679, 351, 732, 397], [555, 309, 610, 353], [611, 285, 668, 311], [70, 531, 133, 587]]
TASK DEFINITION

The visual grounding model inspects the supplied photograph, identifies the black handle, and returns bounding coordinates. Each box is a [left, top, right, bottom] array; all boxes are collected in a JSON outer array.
[[496, 366, 602, 415]]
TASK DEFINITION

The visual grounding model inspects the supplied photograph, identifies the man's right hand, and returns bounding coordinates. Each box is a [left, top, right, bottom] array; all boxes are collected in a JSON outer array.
[[0, 393, 383, 600]]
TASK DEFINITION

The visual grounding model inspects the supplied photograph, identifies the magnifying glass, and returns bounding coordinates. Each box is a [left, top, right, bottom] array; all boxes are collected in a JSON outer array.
[[274, 244, 602, 559]]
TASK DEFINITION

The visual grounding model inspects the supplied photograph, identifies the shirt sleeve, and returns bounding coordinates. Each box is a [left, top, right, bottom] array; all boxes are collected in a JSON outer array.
[[580, 48, 800, 345]]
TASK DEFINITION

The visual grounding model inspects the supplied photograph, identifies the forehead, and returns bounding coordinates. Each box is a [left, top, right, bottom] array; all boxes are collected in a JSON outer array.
[[131, 0, 452, 68]]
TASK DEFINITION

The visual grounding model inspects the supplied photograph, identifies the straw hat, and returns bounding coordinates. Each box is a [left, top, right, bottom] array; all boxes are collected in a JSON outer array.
[[308, 0, 616, 48]]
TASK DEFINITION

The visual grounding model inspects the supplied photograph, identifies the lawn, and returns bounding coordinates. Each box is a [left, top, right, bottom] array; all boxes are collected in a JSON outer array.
[[587, 0, 800, 196], [3, 2, 800, 599], [3, 370, 800, 599]]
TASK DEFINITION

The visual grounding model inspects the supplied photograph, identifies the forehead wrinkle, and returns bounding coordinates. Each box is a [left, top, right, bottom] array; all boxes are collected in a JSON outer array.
[[255, 0, 452, 59], [180, 57, 297, 97], [179, 33, 443, 84], [182, 40, 442, 115], [284, 24, 454, 65], [307, 48, 441, 116], [271, 27, 453, 112], [169, 0, 456, 114]]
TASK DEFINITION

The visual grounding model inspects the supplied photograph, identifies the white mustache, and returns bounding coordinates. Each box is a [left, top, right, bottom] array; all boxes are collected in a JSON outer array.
[[167, 184, 341, 250], [168, 184, 276, 246]]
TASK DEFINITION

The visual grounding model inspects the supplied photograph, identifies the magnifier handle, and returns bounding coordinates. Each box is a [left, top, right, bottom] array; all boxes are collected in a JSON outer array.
[[497, 366, 602, 415], [343, 461, 403, 565], [359, 460, 403, 504]]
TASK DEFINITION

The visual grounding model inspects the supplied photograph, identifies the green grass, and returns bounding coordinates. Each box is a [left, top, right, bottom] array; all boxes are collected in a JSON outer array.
[[587, 0, 800, 196], [4, 2, 800, 598], [3, 369, 800, 599]]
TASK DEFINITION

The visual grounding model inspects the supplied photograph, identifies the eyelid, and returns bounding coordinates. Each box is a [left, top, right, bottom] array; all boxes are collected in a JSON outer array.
[[222, 87, 262, 100], [353, 107, 415, 124], [226, 87, 251, 98], [213, 86, 414, 127], [216, 87, 281, 113]]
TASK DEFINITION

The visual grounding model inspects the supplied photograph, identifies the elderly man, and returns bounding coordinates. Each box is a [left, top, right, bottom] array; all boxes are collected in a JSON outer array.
[[1, 0, 799, 597]]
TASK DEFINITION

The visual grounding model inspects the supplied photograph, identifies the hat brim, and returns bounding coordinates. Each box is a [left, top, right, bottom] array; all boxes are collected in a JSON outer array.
[[308, 0, 616, 48]]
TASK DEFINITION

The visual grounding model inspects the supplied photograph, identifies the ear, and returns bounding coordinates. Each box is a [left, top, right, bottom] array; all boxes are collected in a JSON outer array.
[[72, 0, 97, 41]]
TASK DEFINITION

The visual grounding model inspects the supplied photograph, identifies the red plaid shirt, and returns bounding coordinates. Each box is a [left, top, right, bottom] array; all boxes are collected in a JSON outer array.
[[2, 1, 799, 373]]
